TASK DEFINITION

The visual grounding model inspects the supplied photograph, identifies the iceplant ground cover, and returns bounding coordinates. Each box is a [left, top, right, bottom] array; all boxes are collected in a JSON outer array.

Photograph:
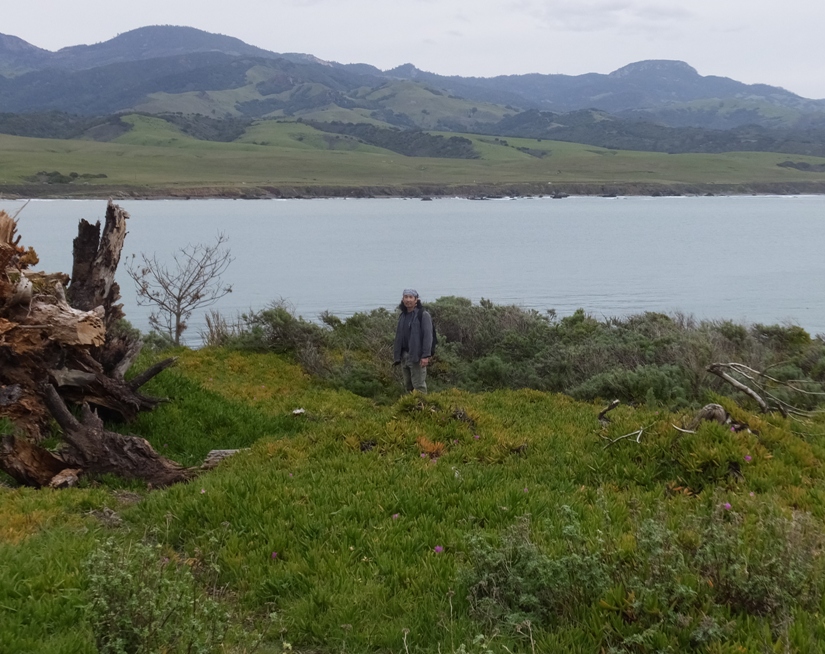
[[2, 347, 825, 653]]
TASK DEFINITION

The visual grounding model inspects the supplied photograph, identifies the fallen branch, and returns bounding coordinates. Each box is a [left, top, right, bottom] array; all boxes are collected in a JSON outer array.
[[202, 449, 245, 470], [598, 399, 620, 424], [707, 364, 769, 413], [672, 424, 696, 434], [602, 427, 645, 449], [727, 362, 825, 397]]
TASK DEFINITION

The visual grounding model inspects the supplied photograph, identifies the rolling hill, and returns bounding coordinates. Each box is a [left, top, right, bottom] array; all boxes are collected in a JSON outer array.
[[2, 25, 825, 131], [2, 24, 825, 194]]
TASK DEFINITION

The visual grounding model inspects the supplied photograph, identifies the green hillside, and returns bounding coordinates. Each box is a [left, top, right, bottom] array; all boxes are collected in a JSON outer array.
[[2, 115, 825, 197], [3, 345, 825, 653]]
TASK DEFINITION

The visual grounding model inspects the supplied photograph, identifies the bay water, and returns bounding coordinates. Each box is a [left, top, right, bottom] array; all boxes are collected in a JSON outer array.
[[5, 195, 824, 342]]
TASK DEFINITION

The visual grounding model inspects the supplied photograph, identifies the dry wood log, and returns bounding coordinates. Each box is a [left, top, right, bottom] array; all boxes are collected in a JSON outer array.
[[707, 363, 769, 413], [41, 384, 192, 487], [202, 449, 245, 470], [0, 434, 67, 487], [685, 403, 730, 431]]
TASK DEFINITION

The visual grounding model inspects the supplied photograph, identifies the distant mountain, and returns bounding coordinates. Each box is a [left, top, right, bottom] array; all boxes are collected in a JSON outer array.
[[0, 33, 52, 75], [387, 60, 825, 128], [2, 24, 825, 141], [0, 52, 386, 115], [0, 25, 325, 75]]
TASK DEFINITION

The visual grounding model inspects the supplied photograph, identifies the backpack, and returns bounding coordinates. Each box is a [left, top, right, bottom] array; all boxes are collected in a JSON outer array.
[[431, 321, 438, 357]]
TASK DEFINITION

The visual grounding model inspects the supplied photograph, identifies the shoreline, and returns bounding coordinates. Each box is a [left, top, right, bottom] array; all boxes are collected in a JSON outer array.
[[3, 180, 825, 200]]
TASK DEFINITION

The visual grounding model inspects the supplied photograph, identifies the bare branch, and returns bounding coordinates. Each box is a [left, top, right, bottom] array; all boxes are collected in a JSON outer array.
[[727, 362, 825, 397], [126, 234, 233, 345], [602, 427, 644, 449], [672, 424, 696, 434], [707, 363, 769, 413]]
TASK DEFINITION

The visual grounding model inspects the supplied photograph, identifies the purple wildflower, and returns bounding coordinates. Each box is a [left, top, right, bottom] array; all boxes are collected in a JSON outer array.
[[523, 487, 528, 493], [200, 488, 206, 494], [744, 455, 752, 462], [434, 545, 444, 554], [724, 502, 732, 511], [749, 492, 755, 497], [473, 434, 480, 440], [421, 453, 427, 458], [271, 551, 278, 559], [392, 513, 399, 520]]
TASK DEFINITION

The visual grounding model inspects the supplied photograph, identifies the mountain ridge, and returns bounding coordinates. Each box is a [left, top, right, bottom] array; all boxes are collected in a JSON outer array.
[[1, 25, 825, 139]]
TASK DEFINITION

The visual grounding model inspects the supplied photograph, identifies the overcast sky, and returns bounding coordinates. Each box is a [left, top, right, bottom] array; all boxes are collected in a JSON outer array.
[[5, 0, 825, 98]]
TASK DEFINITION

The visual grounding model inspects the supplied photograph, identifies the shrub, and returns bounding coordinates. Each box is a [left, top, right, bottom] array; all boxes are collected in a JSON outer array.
[[462, 500, 825, 648], [231, 301, 328, 354], [463, 513, 610, 631], [84, 537, 228, 654], [226, 297, 825, 411], [695, 502, 825, 618]]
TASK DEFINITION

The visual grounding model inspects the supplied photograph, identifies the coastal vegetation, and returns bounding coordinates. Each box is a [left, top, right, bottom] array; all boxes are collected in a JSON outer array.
[[4, 299, 825, 652], [206, 298, 825, 411]]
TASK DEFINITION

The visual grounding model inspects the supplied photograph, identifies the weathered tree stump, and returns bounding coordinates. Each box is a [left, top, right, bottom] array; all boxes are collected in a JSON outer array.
[[0, 202, 192, 488]]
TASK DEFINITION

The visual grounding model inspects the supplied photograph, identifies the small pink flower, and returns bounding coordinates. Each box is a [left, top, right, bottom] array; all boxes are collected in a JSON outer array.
[[523, 487, 528, 492], [453, 439, 458, 444], [271, 551, 278, 559], [421, 453, 427, 458], [473, 434, 480, 440], [392, 513, 399, 520], [731, 427, 736, 432], [434, 545, 444, 554], [289, 473, 293, 477], [724, 502, 732, 511], [744, 455, 752, 462], [200, 488, 206, 494], [749, 492, 755, 497]]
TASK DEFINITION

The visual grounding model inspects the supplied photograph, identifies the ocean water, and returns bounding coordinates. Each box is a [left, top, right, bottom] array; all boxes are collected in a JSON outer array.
[[6, 194, 825, 342]]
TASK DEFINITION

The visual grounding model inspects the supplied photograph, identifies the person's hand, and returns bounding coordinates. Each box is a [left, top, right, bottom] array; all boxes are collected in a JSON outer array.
[[420, 357, 430, 368]]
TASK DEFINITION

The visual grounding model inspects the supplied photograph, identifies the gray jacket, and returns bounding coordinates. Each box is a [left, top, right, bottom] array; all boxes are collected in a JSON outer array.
[[393, 304, 433, 364]]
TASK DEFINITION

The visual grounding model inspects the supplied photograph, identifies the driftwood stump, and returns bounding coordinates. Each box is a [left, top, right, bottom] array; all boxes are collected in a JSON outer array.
[[0, 202, 189, 488]]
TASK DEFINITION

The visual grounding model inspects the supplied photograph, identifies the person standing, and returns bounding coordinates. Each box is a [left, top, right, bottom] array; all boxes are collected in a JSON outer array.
[[393, 289, 433, 394]]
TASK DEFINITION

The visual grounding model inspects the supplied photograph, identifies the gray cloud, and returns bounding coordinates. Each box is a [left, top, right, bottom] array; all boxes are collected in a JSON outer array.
[[512, 0, 694, 33]]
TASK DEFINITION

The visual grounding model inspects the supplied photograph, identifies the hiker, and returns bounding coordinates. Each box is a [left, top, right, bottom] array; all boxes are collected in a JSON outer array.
[[393, 289, 434, 394]]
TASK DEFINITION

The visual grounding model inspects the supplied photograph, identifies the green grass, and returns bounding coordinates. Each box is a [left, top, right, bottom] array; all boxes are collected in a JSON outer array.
[[2, 115, 825, 193], [4, 348, 825, 651]]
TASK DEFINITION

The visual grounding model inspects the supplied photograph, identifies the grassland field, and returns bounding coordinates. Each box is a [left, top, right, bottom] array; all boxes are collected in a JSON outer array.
[[1, 115, 825, 198], [3, 346, 825, 653]]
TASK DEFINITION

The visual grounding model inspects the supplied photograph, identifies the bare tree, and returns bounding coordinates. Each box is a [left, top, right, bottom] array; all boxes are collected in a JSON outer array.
[[127, 234, 233, 345]]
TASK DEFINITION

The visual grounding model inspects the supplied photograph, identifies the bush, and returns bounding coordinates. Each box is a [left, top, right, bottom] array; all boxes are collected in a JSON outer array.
[[211, 297, 825, 410], [461, 500, 825, 648], [231, 302, 328, 354], [464, 513, 610, 631], [696, 502, 825, 618], [84, 538, 228, 654]]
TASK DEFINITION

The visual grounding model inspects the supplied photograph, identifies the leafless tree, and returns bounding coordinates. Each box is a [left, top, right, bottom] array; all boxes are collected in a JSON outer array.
[[127, 234, 233, 345]]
